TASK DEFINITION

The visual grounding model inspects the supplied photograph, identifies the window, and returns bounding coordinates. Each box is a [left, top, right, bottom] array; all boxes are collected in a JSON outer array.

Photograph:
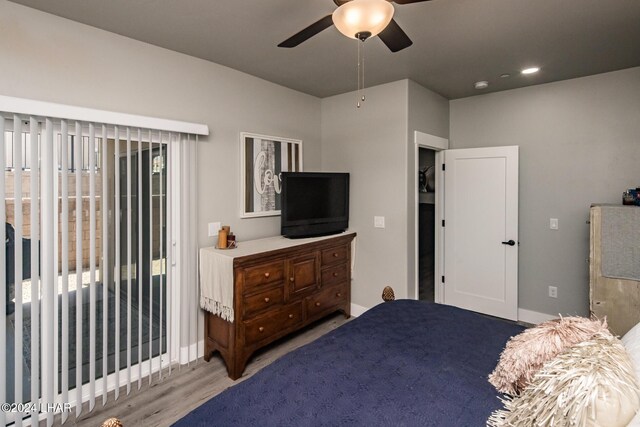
[[3, 131, 101, 171]]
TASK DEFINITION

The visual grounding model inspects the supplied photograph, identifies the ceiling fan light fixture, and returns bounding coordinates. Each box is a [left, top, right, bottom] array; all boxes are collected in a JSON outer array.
[[332, 0, 395, 40]]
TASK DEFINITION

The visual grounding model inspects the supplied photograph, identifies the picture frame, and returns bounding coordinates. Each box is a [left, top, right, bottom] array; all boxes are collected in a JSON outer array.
[[240, 132, 303, 218]]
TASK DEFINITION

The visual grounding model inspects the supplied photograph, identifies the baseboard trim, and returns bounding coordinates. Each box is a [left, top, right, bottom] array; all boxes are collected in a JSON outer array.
[[518, 308, 557, 325], [350, 303, 369, 317], [180, 340, 204, 364]]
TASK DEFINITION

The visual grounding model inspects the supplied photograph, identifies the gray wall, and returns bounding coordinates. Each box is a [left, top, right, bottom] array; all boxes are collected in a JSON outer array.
[[321, 79, 448, 309], [321, 81, 409, 309], [450, 67, 640, 317], [6, 0, 638, 327], [0, 1, 322, 349], [0, 1, 321, 247], [407, 81, 449, 299]]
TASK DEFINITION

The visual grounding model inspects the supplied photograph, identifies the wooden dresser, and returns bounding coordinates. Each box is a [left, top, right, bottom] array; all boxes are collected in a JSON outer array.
[[203, 232, 356, 379]]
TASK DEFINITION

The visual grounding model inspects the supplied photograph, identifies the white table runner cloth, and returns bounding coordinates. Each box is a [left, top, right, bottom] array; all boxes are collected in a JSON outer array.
[[199, 232, 356, 322]]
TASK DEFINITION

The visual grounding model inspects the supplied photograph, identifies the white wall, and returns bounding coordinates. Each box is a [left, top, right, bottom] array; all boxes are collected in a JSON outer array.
[[321, 79, 448, 309], [0, 1, 321, 350], [450, 67, 640, 317]]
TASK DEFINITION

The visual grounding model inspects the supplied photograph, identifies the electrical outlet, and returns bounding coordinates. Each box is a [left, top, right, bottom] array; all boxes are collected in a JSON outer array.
[[374, 216, 385, 228], [208, 222, 221, 237], [548, 286, 558, 298], [550, 218, 559, 230]]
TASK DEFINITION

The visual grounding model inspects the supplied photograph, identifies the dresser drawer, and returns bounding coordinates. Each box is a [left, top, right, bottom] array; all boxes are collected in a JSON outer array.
[[321, 263, 348, 287], [306, 284, 348, 319], [321, 245, 349, 266], [243, 261, 285, 292], [243, 286, 284, 319], [243, 303, 303, 346]]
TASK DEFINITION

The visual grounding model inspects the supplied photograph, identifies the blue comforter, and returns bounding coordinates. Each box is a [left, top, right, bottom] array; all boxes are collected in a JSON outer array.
[[175, 300, 523, 426]]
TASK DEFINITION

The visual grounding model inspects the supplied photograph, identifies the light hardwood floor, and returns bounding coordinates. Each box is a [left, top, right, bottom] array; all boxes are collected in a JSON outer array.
[[53, 313, 350, 427]]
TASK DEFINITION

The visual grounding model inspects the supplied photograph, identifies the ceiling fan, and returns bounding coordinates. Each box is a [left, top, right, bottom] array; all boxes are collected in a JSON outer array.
[[278, 0, 433, 53]]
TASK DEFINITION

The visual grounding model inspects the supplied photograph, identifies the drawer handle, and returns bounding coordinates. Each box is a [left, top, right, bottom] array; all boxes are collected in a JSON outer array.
[[336, 292, 342, 298], [264, 272, 270, 278], [290, 277, 295, 282], [315, 302, 321, 307], [258, 327, 264, 332], [264, 297, 270, 303], [288, 314, 294, 319], [332, 272, 338, 277], [333, 253, 338, 257]]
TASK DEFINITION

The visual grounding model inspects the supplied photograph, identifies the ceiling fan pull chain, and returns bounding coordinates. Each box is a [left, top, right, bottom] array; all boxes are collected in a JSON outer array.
[[361, 40, 366, 103], [356, 39, 367, 108], [357, 40, 362, 108]]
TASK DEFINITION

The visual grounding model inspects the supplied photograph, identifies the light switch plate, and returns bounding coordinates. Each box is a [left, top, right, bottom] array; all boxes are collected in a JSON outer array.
[[208, 222, 221, 237], [550, 218, 558, 230], [374, 216, 385, 228]]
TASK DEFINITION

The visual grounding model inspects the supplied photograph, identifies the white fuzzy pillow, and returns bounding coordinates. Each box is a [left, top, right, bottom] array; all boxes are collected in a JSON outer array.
[[623, 322, 640, 426], [488, 333, 640, 427], [622, 321, 640, 378]]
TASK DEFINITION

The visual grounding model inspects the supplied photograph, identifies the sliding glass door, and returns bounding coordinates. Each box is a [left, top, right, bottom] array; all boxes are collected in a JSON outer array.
[[3, 123, 168, 424]]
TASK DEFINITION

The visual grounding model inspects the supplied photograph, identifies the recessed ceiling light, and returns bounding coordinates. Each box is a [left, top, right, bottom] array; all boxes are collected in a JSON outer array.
[[500, 73, 511, 78], [474, 81, 489, 90], [521, 67, 540, 75]]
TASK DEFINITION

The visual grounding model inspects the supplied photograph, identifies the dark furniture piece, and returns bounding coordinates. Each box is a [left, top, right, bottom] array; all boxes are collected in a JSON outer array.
[[180, 300, 524, 426], [204, 232, 356, 379]]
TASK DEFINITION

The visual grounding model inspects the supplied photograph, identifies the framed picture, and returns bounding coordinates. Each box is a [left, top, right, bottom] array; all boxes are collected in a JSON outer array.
[[240, 132, 303, 218]]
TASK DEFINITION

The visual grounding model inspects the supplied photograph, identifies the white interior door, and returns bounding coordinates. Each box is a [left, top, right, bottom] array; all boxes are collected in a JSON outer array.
[[443, 146, 518, 320]]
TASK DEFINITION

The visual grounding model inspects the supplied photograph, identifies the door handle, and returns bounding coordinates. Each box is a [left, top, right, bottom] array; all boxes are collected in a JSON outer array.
[[501, 240, 516, 246]]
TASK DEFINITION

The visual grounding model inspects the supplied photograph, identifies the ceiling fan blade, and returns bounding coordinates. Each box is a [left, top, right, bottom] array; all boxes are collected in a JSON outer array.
[[278, 15, 334, 48], [378, 19, 413, 52], [393, 0, 433, 4]]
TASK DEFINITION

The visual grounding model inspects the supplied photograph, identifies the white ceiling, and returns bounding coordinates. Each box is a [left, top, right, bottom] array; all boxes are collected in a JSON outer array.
[[9, 0, 640, 99]]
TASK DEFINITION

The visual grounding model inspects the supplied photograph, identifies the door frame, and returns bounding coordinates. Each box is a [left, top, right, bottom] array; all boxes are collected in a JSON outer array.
[[413, 131, 448, 303]]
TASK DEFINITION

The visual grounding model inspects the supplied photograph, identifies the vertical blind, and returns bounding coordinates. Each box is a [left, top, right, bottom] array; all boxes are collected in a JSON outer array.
[[1, 99, 205, 426]]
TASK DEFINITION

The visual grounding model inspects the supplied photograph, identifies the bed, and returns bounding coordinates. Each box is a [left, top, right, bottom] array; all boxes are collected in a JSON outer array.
[[175, 300, 524, 426]]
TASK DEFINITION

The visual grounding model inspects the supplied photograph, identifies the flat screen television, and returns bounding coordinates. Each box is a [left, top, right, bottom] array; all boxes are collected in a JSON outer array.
[[281, 172, 349, 238]]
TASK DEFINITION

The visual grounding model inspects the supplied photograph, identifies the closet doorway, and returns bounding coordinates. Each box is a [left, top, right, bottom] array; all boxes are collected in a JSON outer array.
[[413, 131, 448, 304], [418, 147, 436, 301]]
